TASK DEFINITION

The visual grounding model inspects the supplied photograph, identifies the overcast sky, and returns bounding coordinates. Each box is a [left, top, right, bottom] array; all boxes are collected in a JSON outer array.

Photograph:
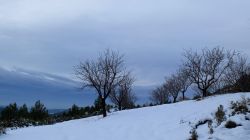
[[0, 0, 250, 86]]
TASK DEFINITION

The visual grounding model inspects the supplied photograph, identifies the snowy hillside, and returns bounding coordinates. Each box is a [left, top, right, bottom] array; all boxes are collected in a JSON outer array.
[[2, 93, 250, 140]]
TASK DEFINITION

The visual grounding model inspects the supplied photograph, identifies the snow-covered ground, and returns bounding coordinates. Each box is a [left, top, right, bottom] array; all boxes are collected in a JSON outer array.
[[1, 93, 250, 140]]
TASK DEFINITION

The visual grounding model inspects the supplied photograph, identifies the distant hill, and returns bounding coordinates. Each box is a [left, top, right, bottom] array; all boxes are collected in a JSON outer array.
[[48, 109, 67, 115]]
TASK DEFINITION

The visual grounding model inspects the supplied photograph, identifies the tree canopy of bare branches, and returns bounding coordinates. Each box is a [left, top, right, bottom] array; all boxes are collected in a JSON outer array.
[[109, 72, 136, 110], [151, 71, 190, 104], [150, 86, 169, 105], [163, 75, 182, 103], [183, 47, 237, 97], [227, 56, 248, 85], [175, 68, 192, 100], [75, 49, 129, 117], [223, 55, 250, 92]]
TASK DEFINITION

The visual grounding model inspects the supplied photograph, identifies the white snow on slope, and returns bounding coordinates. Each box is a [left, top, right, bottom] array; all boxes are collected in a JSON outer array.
[[1, 93, 250, 140]]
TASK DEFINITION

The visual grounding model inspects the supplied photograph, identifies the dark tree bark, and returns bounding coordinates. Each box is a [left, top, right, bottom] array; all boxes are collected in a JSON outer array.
[[182, 91, 185, 100], [101, 97, 107, 117]]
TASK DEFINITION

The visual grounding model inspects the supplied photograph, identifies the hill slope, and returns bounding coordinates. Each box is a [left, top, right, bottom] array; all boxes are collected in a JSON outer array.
[[2, 93, 250, 140]]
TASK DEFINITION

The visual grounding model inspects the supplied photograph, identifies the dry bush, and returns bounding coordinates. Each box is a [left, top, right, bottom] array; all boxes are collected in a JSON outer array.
[[215, 105, 226, 125]]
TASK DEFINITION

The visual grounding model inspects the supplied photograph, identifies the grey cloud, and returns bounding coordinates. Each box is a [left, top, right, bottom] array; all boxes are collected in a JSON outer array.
[[0, 0, 249, 85]]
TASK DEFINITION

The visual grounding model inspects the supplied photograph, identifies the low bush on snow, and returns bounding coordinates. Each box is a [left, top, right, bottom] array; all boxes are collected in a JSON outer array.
[[225, 120, 241, 129], [215, 105, 226, 125], [189, 129, 198, 140], [230, 96, 250, 116]]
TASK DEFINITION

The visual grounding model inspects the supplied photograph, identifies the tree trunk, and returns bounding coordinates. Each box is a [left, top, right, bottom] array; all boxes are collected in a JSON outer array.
[[173, 97, 177, 103], [118, 102, 122, 111], [202, 89, 207, 97], [101, 97, 107, 117], [182, 91, 185, 100]]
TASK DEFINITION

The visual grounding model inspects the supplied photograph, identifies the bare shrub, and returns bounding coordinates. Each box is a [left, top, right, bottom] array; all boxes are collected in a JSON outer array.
[[189, 129, 198, 140], [215, 105, 226, 125], [231, 96, 250, 116]]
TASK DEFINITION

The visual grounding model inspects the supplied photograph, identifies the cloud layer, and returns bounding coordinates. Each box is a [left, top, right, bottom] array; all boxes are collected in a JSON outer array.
[[0, 0, 250, 85]]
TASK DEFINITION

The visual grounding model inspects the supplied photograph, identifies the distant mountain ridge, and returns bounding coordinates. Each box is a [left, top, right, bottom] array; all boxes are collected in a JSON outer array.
[[0, 67, 152, 109]]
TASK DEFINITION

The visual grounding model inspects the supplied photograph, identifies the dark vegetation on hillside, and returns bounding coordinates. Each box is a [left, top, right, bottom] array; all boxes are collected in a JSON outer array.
[[0, 98, 114, 129], [0, 97, 144, 134]]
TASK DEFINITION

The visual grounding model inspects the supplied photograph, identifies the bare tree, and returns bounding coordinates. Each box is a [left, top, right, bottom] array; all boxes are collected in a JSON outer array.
[[164, 75, 182, 103], [175, 68, 192, 100], [223, 55, 250, 92], [75, 49, 128, 117], [150, 86, 169, 105], [109, 72, 136, 110], [152, 74, 184, 104], [183, 47, 236, 97], [224, 56, 249, 91]]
